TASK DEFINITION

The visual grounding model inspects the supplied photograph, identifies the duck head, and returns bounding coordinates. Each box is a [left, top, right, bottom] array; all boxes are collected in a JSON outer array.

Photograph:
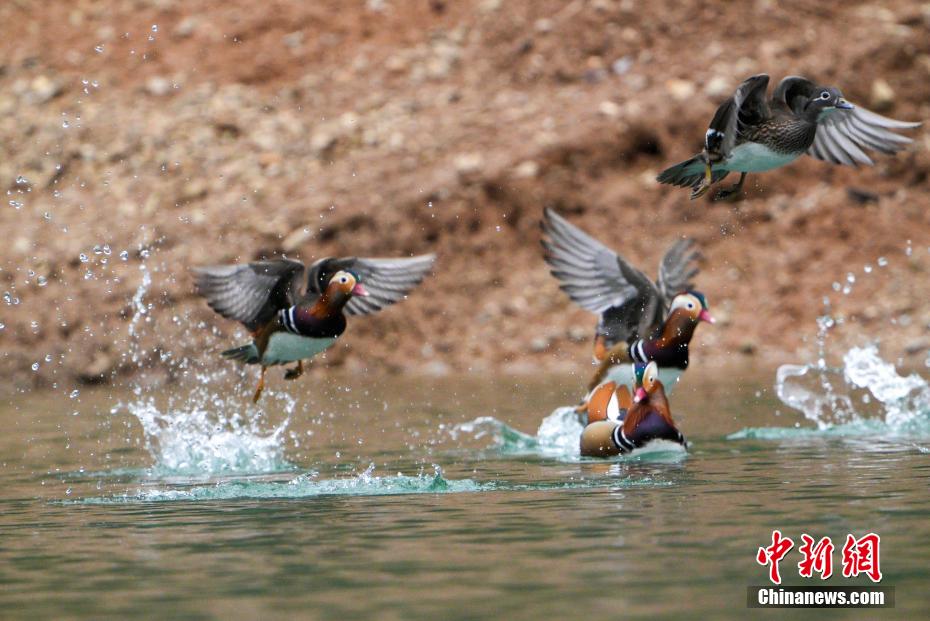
[[633, 361, 660, 403], [325, 270, 369, 305], [806, 86, 854, 122], [661, 291, 714, 342]]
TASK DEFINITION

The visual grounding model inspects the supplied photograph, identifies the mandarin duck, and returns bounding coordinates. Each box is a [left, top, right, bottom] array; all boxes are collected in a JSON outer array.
[[580, 361, 686, 457], [657, 74, 920, 200], [195, 254, 436, 401], [540, 208, 713, 394]]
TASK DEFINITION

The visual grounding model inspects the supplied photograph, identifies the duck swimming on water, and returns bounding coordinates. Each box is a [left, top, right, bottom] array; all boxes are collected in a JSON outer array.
[[579, 361, 686, 458]]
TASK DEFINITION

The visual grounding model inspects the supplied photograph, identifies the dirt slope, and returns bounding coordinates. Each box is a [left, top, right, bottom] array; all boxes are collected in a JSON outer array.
[[1, 0, 929, 389]]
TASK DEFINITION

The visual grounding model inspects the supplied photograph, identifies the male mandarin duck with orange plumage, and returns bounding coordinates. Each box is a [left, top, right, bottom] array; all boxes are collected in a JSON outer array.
[[195, 253, 435, 402], [541, 208, 714, 395], [580, 361, 686, 457]]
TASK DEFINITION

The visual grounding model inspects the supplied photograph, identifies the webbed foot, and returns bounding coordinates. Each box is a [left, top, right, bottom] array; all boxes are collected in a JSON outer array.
[[284, 360, 304, 381]]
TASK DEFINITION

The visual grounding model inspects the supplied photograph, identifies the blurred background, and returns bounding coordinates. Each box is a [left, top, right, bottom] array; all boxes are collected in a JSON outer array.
[[1, 0, 928, 390]]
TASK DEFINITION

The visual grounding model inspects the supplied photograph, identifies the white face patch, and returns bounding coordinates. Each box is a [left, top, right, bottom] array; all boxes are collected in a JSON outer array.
[[670, 294, 700, 314], [644, 361, 658, 388]]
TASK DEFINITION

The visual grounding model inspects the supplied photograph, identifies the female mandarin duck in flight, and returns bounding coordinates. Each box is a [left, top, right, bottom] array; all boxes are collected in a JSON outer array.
[[580, 361, 686, 457], [195, 254, 436, 401], [657, 74, 920, 200], [540, 208, 713, 394]]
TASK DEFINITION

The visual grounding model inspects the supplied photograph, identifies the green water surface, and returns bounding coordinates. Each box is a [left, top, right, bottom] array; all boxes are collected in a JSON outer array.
[[1, 371, 928, 620]]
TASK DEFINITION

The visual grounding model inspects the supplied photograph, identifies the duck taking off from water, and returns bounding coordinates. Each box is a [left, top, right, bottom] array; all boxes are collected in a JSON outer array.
[[657, 74, 920, 200], [579, 361, 686, 457], [195, 254, 436, 402], [540, 208, 713, 394]]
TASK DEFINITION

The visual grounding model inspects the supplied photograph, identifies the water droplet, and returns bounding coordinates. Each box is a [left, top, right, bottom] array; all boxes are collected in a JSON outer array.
[[70, 389, 80, 399], [863, 264, 873, 273], [15, 175, 29, 185], [31, 362, 39, 371], [37, 276, 47, 287], [151, 24, 158, 32], [846, 273, 855, 284], [2, 292, 12, 305], [95, 44, 104, 53], [44, 354, 52, 362], [0, 322, 5, 330], [877, 257, 888, 267], [62, 120, 70, 128], [43, 212, 52, 221], [119, 250, 129, 261], [831, 281, 841, 292], [65, 487, 73, 496], [79, 253, 88, 263], [9, 200, 22, 209]]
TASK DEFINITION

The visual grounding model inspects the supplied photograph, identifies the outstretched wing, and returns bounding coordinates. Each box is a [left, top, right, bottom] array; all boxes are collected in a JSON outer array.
[[772, 75, 920, 166], [308, 255, 436, 316], [810, 107, 919, 166], [541, 208, 665, 344], [707, 74, 771, 159], [541, 208, 658, 313], [194, 259, 306, 331], [657, 238, 700, 303]]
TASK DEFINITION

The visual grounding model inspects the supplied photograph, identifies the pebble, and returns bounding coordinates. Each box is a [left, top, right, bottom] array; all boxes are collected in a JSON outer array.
[[512, 160, 539, 179], [27, 75, 61, 104], [282, 226, 314, 252], [870, 79, 895, 112], [453, 152, 484, 180], [703, 76, 731, 98], [598, 100, 622, 118], [145, 76, 172, 97], [666, 79, 696, 101]]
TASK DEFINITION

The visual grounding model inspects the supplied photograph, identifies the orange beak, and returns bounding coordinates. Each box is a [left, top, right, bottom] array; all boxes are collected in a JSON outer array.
[[634, 387, 647, 403], [699, 309, 715, 324], [352, 283, 370, 297]]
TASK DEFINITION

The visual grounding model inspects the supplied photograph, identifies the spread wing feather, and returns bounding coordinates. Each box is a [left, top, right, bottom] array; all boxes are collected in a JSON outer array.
[[657, 238, 700, 302], [810, 106, 920, 166], [194, 259, 306, 332], [541, 208, 653, 314]]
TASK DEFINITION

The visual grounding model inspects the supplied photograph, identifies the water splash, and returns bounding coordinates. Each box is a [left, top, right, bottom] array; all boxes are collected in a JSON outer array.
[[767, 345, 930, 437], [116, 262, 293, 476], [451, 407, 686, 462], [734, 247, 930, 441], [116, 388, 293, 476]]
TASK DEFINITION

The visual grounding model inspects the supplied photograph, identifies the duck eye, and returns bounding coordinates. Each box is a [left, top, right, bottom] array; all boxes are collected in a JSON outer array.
[[687, 302, 695, 309], [340, 276, 348, 284], [820, 91, 831, 100]]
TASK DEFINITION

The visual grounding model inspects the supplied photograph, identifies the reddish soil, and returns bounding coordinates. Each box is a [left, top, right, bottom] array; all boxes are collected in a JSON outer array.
[[1, 0, 929, 390]]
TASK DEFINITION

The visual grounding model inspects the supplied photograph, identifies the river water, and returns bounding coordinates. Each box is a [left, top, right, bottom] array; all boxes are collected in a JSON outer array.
[[2, 352, 929, 619]]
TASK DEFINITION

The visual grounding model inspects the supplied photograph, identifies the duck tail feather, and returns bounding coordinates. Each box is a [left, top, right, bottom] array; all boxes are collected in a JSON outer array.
[[221, 343, 260, 364]]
